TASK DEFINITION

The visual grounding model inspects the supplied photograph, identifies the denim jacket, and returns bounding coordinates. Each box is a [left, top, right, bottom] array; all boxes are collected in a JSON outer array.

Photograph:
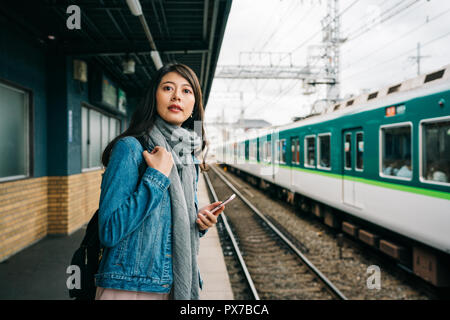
[[94, 136, 204, 293]]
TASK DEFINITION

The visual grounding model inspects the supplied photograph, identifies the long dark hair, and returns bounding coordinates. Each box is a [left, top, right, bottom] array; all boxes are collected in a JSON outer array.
[[101, 63, 207, 167]]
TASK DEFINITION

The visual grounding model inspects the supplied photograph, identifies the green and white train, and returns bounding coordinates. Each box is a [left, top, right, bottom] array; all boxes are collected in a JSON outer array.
[[216, 65, 450, 286]]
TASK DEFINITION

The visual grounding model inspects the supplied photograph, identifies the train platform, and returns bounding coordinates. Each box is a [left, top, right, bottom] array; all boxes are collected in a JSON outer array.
[[197, 172, 234, 300], [0, 223, 85, 299], [0, 173, 234, 300]]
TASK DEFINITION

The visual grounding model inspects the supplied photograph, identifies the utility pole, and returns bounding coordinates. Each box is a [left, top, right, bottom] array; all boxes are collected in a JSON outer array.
[[308, 0, 346, 114], [409, 42, 430, 76], [239, 91, 244, 127], [323, 0, 341, 101]]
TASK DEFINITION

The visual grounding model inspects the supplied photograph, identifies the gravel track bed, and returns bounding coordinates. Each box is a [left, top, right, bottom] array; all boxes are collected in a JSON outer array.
[[208, 169, 338, 300], [211, 166, 429, 300]]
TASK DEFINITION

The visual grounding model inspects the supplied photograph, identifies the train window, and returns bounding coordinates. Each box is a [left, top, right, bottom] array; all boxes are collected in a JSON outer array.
[[424, 69, 445, 83], [275, 141, 279, 163], [263, 140, 271, 163], [380, 124, 412, 180], [318, 134, 331, 169], [261, 141, 266, 162], [291, 137, 300, 165], [356, 132, 364, 171], [388, 84, 401, 94], [344, 133, 352, 170], [304, 136, 316, 168], [421, 118, 450, 185], [249, 141, 257, 161], [368, 92, 378, 100], [276, 139, 286, 164], [239, 143, 245, 162]]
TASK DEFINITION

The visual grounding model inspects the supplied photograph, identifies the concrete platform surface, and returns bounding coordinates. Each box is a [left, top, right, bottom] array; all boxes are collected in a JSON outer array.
[[0, 173, 234, 300], [197, 173, 234, 300]]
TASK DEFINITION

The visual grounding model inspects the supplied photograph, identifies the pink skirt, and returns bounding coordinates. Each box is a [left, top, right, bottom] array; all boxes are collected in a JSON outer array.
[[95, 287, 170, 300]]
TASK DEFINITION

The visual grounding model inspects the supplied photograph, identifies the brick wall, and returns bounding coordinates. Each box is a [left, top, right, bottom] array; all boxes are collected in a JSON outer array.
[[0, 170, 103, 262], [48, 170, 102, 235], [0, 177, 48, 262], [67, 170, 102, 235]]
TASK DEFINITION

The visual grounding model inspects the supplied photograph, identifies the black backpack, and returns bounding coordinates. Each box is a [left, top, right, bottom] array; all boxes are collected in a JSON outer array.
[[68, 136, 149, 300]]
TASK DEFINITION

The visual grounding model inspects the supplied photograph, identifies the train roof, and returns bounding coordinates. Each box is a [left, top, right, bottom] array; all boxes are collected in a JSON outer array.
[[257, 64, 450, 136], [220, 64, 450, 145]]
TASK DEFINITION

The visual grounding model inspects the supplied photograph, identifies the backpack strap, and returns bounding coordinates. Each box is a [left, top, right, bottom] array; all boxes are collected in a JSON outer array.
[[81, 209, 99, 247]]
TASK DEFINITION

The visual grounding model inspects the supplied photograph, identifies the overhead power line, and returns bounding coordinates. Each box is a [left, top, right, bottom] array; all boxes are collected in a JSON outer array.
[[251, 0, 299, 52], [341, 0, 410, 38], [257, 0, 303, 52], [287, 0, 360, 56], [345, 0, 422, 42], [342, 28, 450, 81], [341, 5, 450, 70]]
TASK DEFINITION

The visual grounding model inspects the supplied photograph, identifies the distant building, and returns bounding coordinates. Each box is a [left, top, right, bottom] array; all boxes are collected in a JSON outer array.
[[234, 119, 272, 131]]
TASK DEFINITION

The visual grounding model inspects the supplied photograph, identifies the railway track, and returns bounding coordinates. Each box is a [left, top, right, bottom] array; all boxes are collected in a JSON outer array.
[[203, 165, 348, 300], [209, 164, 433, 300]]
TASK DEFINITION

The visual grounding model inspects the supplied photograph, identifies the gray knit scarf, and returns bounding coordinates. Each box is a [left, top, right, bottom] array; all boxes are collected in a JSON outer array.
[[143, 115, 202, 300]]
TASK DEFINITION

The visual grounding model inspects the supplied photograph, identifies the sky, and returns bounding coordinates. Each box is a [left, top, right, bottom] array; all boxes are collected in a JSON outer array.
[[204, 0, 450, 142]]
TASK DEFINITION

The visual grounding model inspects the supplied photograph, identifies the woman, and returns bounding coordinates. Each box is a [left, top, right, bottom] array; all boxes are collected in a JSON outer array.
[[94, 63, 225, 300]]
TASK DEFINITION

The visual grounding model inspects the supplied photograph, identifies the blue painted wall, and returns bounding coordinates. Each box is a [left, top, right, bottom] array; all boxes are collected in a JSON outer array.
[[1, 23, 137, 178], [66, 56, 89, 175], [0, 22, 48, 178], [46, 52, 68, 176]]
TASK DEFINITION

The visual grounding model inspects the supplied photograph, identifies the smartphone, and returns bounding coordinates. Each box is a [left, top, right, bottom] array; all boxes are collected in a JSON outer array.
[[210, 194, 236, 214]]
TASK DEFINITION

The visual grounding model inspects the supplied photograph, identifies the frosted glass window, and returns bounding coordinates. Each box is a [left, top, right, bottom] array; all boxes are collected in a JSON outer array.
[[109, 118, 116, 143], [111, 118, 120, 140], [0, 83, 29, 180], [101, 114, 109, 155], [116, 119, 120, 136], [81, 107, 88, 169], [82, 104, 121, 170], [89, 109, 102, 168]]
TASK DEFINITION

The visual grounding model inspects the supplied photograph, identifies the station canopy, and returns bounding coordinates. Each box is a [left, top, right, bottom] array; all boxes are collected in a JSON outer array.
[[1, 0, 232, 106]]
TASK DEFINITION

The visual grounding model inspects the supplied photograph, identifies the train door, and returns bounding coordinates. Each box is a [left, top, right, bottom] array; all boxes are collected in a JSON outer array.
[[265, 131, 275, 182], [271, 136, 276, 182], [342, 128, 364, 208], [290, 136, 300, 187]]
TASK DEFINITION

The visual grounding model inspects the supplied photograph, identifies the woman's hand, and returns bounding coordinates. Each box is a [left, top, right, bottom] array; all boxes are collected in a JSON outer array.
[[143, 146, 173, 177], [196, 201, 225, 231]]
